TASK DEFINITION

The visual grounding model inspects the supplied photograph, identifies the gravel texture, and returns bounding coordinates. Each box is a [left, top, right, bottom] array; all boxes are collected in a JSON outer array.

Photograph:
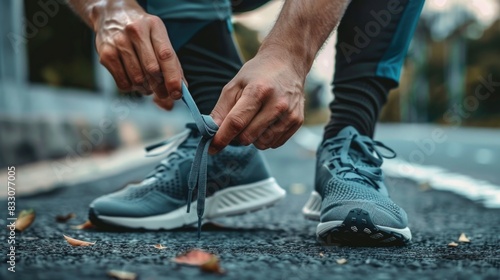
[[1, 141, 499, 280]]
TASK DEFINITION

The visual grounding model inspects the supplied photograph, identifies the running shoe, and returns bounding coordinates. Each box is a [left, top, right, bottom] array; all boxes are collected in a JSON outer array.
[[89, 83, 285, 235], [302, 126, 411, 246], [89, 124, 285, 231]]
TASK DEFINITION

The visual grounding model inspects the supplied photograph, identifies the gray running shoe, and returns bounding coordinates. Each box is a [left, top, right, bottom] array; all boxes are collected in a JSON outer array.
[[89, 124, 285, 231], [90, 83, 285, 235], [302, 126, 411, 246]]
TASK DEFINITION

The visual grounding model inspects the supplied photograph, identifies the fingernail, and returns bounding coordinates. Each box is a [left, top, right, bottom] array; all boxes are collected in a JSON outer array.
[[172, 91, 182, 99], [208, 147, 218, 155]]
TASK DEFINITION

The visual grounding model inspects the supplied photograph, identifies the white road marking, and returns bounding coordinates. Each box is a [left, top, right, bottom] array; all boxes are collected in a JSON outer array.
[[382, 159, 500, 208], [292, 128, 500, 209]]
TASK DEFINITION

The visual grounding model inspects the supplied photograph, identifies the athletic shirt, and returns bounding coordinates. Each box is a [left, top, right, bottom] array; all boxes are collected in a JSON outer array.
[[138, 0, 231, 20]]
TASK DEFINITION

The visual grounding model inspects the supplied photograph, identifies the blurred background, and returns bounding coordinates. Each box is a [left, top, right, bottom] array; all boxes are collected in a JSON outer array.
[[0, 0, 499, 198]]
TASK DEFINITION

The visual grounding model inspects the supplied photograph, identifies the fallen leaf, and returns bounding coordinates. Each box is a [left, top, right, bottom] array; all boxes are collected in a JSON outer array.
[[153, 244, 167, 249], [419, 181, 431, 191], [107, 270, 137, 280], [448, 241, 458, 247], [336, 258, 348, 265], [173, 249, 224, 274], [63, 235, 95, 246], [289, 183, 307, 195], [56, 213, 76, 223], [458, 233, 470, 243], [200, 255, 224, 274], [71, 220, 95, 230], [14, 209, 36, 232]]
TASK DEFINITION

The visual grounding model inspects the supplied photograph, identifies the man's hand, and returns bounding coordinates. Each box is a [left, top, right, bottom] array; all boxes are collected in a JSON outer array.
[[210, 50, 305, 153], [209, 0, 349, 153], [68, 0, 184, 110]]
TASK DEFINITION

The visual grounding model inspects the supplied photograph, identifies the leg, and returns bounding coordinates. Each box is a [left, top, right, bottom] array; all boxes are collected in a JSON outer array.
[[304, 0, 424, 246], [324, 0, 424, 139], [165, 19, 243, 114]]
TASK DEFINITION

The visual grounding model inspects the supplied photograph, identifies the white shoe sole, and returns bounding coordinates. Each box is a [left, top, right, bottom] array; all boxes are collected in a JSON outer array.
[[302, 191, 412, 243], [95, 178, 285, 230]]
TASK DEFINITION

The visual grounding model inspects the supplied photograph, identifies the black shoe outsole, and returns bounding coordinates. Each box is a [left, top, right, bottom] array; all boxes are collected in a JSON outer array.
[[318, 208, 410, 247]]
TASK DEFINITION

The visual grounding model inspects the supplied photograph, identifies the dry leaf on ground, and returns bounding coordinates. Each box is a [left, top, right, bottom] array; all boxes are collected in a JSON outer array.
[[107, 270, 137, 280], [153, 244, 167, 249], [200, 255, 224, 274], [173, 249, 224, 274], [448, 241, 459, 247], [63, 235, 96, 246], [71, 220, 95, 230], [419, 182, 431, 191], [56, 213, 76, 223], [336, 258, 348, 265], [12, 209, 36, 232], [458, 233, 470, 243]]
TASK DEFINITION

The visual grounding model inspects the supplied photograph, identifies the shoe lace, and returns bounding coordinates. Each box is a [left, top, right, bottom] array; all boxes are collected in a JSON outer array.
[[144, 82, 218, 238], [324, 134, 396, 188], [145, 130, 193, 175]]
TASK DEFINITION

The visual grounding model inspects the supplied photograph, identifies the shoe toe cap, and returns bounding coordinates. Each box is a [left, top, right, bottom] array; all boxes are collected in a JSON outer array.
[[90, 191, 185, 218], [90, 195, 144, 217], [321, 200, 408, 229]]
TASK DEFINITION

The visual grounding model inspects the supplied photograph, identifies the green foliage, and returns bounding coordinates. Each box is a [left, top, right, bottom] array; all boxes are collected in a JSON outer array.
[[25, 0, 96, 91]]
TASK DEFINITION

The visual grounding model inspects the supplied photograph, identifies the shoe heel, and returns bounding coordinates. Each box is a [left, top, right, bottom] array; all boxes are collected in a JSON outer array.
[[206, 178, 286, 218], [302, 191, 322, 221]]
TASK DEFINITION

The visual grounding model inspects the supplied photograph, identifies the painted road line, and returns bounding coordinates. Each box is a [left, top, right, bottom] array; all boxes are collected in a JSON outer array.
[[293, 127, 500, 209]]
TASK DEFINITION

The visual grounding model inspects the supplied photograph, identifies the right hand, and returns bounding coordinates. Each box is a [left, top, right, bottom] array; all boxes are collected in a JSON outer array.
[[92, 3, 184, 110]]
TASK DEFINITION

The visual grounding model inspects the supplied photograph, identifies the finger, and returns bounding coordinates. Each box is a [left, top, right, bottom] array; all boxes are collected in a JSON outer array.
[[254, 108, 302, 149], [210, 82, 241, 126], [253, 118, 289, 149], [237, 103, 283, 145], [150, 18, 183, 100], [250, 102, 291, 148], [115, 35, 148, 94], [153, 94, 174, 111], [270, 122, 302, 148], [210, 86, 262, 154], [253, 127, 276, 150], [129, 28, 168, 99], [98, 44, 132, 90], [270, 107, 304, 148]]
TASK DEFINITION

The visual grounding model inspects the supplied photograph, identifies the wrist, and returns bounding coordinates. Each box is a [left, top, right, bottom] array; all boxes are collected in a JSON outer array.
[[258, 41, 312, 80]]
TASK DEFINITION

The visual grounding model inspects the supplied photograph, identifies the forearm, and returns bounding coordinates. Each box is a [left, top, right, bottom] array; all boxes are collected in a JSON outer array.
[[66, 0, 145, 31], [260, 0, 350, 77]]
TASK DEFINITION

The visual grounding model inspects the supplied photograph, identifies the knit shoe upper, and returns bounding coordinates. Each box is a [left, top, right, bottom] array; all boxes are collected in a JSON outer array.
[[89, 123, 284, 232], [313, 126, 411, 245]]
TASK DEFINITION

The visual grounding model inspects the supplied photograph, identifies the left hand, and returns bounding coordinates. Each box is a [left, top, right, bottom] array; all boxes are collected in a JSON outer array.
[[209, 50, 305, 154]]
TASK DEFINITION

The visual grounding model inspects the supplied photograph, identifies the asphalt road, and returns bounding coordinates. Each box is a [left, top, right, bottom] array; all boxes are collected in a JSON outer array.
[[1, 137, 500, 280], [375, 124, 500, 185]]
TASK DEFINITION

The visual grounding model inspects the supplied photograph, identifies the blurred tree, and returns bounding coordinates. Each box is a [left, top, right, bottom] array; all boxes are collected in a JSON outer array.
[[232, 22, 260, 61], [24, 0, 96, 91], [380, 3, 500, 128]]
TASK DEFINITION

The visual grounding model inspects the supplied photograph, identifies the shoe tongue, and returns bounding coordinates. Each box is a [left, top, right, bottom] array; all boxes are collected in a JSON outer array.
[[185, 123, 197, 130], [334, 127, 371, 180]]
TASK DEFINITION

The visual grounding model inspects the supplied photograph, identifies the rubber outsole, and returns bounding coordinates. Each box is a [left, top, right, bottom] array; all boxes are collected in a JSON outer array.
[[316, 208, 411, 246], [89, 178, 285, 230]]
